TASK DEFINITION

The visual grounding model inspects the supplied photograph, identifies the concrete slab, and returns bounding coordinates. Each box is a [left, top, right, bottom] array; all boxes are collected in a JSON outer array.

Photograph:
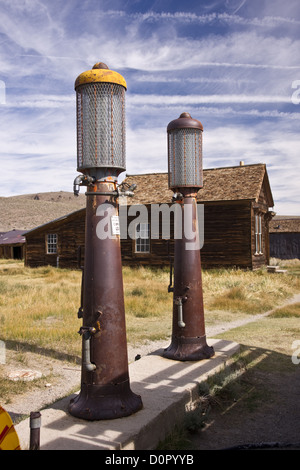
[[15, 338, 239, 450]]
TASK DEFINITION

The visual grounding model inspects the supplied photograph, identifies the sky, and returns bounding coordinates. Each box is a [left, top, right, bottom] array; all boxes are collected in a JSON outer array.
[[0, 0, 299, 215]]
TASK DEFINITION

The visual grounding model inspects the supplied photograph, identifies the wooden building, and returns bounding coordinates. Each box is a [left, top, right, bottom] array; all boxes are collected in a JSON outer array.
[[24, 209, 85, 269], [24, 163, 274, 270], [269, 216, 300, 259], [0, 230, 28, 260]]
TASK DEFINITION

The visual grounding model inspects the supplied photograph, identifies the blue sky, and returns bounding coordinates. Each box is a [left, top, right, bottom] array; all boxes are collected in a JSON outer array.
[[0, 0, 299, 214]]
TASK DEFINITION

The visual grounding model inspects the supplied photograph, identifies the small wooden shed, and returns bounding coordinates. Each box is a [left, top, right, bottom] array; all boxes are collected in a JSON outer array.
[[0, 230, 28, 259], [269, 216, 300, 259], [24, 163, 274, 270]]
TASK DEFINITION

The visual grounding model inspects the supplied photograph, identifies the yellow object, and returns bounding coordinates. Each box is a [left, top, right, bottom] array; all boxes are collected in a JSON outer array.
[[0, 406, 21, 450], [75, 63, 127, 90]]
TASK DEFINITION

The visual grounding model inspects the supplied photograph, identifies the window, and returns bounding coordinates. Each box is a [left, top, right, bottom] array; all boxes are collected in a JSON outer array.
[[47, 234, 58, 254], [135, 223, 150, 253], [255, 214, 263, 254]]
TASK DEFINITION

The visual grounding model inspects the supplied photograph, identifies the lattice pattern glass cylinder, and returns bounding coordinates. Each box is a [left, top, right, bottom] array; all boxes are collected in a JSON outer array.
[[76, 82, 126, 172], [168, 128, 203, 189]]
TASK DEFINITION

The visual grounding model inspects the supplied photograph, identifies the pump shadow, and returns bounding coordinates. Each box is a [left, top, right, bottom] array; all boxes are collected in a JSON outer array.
[[31, 338, 239, 450]]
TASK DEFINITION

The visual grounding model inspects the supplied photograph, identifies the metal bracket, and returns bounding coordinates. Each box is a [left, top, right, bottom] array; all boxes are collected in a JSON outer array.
[[85, 182, 137, 199]]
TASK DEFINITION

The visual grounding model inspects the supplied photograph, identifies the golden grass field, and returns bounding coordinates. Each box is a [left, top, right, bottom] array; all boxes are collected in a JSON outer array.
[[0, 259, 299, 358]]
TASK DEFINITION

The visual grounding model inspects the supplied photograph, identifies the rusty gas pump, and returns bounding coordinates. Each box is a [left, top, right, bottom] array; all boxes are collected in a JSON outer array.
[[163, 113, 214, 361], [68, 62, 142, 420]]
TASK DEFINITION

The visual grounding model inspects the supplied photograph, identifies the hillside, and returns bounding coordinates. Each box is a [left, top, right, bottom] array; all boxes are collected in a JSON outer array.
[[0, 191, 86, 232]]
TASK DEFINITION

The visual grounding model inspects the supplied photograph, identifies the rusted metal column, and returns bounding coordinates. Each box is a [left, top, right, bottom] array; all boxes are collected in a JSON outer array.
[[164, 193, 214, 360], [164, 113, 214, 361], [69, 180, 142, 420], [68, 62, 142, 420]]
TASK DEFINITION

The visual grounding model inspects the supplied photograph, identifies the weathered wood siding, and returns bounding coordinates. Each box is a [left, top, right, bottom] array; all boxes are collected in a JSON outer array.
[[121, 204, 173, 267], [0, 244, 25, 260], [121, 201, 254, 269], [25, 199, 270, 270], [201, 201, 252, 269], [25, 210, 85, 269], [270, 233, 300, 259]]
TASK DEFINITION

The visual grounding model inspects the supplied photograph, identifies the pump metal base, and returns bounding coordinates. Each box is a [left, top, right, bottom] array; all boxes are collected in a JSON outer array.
[[163, 335, 214, 362], [68, 380, 143, 421]]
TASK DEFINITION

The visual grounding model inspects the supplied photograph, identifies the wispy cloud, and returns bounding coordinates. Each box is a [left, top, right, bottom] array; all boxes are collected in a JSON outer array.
[[129, 93, 292, 105], [97, 9, 300, 28], [1, 3, 299, 73], [6, 94, 74, 109], [0, 0, 298, 215]]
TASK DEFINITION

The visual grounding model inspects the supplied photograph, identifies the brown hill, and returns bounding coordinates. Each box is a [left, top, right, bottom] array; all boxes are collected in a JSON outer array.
[[0, 191, 86, 232]]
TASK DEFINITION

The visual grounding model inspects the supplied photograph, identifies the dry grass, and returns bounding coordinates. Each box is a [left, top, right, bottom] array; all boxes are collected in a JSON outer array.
[[202, 263, 300, 332], [269, 302, 300, 318], [0, 262, 82, 357], [0, 260, 299, 358], [217, 305, 300, 373], [123, 266, 172, 344]]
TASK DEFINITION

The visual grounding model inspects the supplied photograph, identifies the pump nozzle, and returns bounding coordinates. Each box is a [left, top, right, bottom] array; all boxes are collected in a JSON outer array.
[[73, 175, 96, 196]]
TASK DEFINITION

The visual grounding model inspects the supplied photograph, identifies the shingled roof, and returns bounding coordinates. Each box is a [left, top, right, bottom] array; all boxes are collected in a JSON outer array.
[[269, 216, 300, 233], [123, 163, 274, 207], [0, 229, 28, 245]]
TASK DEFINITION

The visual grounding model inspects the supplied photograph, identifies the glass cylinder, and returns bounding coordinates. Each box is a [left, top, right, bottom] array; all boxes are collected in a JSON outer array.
[[167, 113, 203, 189], [75, 65, 126, 175]]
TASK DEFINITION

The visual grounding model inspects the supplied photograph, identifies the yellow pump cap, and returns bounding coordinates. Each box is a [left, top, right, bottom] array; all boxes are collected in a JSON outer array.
[[74, 62, 127, 90]]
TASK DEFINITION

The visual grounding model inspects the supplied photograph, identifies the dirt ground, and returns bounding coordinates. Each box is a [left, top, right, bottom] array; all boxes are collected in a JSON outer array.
[[1, 340, 168, 423], [2, 339, 299, 451], [189, 367, 300, 450]]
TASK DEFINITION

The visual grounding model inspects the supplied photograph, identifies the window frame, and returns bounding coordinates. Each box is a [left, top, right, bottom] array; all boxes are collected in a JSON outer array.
[[255, 214, 263, 255], [46, 233, 58, 254], [135, 222, 150, 254]]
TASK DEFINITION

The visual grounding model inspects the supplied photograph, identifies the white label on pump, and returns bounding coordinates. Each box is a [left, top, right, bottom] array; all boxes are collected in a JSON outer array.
[[111, 215, 120, 235]]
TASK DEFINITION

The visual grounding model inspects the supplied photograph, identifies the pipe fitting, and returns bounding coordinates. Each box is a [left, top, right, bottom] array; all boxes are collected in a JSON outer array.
[[117, 182, 137, 198], [73, 175, 84, 196], [174, 297, 185, 328], [172, 192, 183, 202], [73, 175, 96, 196], [78, 327, 96, 372]]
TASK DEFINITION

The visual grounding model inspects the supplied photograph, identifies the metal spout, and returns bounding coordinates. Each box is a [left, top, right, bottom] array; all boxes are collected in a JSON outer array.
[[80, 327, 96, 372], [73, 175, 96, 196], [175, 297, 185, 328], [73, 175, 84, 196]]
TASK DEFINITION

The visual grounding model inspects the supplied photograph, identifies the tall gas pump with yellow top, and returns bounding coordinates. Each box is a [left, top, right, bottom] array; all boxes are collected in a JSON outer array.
[[68, 63, 142, 420]]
